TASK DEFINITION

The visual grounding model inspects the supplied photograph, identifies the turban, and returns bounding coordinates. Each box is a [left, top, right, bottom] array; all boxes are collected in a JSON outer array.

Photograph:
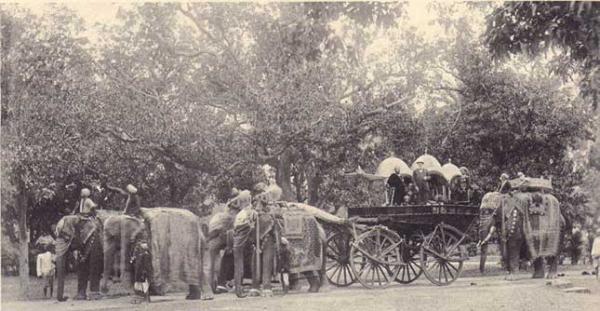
[[126, 184, 138, 194], [80, 188, 91, 197]]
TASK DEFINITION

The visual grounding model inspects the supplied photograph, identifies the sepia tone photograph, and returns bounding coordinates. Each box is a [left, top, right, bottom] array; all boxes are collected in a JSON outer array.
[[1, 1, 599, 310]]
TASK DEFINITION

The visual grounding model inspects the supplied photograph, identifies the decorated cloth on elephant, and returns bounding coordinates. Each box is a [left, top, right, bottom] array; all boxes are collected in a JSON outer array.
[[272, 203, 324, 274], [140, 208, 206, 293]]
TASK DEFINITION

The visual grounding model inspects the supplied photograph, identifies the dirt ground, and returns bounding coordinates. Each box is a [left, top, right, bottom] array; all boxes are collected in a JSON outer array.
[[2, 260, 599, 311]]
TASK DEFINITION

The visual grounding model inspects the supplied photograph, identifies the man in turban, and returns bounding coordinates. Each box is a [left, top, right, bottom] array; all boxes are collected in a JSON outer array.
[[107, 184, 141, 217], [72, 188, 97, 216]]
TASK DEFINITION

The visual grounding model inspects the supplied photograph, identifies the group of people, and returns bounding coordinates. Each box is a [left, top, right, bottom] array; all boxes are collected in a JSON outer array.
[[35, 182, 143, 300], [385, 160, 474, 206]]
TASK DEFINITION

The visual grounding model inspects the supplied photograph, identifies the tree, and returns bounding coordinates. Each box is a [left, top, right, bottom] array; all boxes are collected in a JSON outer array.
[[1, 5, 104, 297], [484, 2, 600, 108]]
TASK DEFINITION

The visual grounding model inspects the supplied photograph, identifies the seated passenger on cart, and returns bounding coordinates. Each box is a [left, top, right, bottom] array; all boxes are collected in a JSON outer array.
[[386, 167, 406, 206], [452, 177, 471, 203]]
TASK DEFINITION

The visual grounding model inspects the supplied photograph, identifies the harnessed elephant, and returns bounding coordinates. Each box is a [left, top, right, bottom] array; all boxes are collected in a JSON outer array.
[[478, 191, 565, 280], [100, 207, 213, 300], [54, 215, 103, 301]]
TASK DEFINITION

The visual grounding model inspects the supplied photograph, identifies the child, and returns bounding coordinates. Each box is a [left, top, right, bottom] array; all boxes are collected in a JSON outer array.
[[36, 245, 56, 298], [592, 228, 600, 280]]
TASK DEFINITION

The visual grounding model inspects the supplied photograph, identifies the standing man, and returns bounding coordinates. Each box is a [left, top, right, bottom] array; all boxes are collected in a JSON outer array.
[[386, 167, 406, 206], [107, 184, 141, 217], [412, 160, 430, 204], [497, 173, 512, 194]]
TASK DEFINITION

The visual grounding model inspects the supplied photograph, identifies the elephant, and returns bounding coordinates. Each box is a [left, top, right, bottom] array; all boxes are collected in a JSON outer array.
[[478, 191, 565, 280], [232, 198, 325, 298], [100, 207, 214, 300], [54, 214, 104, 301]]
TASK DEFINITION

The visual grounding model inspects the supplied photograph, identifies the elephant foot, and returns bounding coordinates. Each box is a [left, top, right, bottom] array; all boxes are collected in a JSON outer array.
[[545, 272, 558, 279], [100, 284, 109, 294], [185, 285, 201, 300], [131, 294, 149, 304], [201, 292, 214, 301], [504, 273, 516, 281], [88, 292, 102, 300], [57, 296, 69, 302], [532, 270, 545, 279], [308, 279, 321, 293], [261, 289, 273, 297], [73, 293, 87, 300], [248, 288, 261, 297], [235, 288, 247, 298]]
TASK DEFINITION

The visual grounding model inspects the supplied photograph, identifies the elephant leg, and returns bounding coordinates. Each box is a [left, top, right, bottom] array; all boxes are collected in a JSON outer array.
[[101, 236, 117, 293], [546, 256, 558, 279], [305, 271, 320, 293], [185, 285, 202, 300], [479, 244, 488, 274], [233, 246, 247, 298], [88, 239, 103, 299], [75, 258, 89, 300], [216, 251, 234, 293], [532, 257, 545, 279], [56, 254, 68, 301], [504, 237, 523, 280], [261, 235, 275, 297]]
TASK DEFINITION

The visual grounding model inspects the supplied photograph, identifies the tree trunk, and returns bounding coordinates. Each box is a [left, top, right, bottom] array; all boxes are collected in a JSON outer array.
[[307, 169, 322, 206], [276, 151, 295, 201], [16, 179, 30, 299]]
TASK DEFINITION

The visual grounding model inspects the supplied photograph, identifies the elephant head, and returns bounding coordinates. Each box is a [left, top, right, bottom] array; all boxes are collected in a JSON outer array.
[[100, 214, 146, 294], [55, 215, 103, 301]]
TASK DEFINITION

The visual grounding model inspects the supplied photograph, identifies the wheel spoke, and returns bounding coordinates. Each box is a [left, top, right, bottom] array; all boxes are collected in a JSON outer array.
[[446, 261, 459, 273], [326, 262, 340, 272], [444, 263, 455, 279]]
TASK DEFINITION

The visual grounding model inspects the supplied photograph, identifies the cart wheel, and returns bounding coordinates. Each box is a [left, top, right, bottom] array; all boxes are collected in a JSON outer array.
[[420, 223, 465, 286], [350, 226, 402, 289], [325, 231, 355, 287], [396, 240, 423, 284]]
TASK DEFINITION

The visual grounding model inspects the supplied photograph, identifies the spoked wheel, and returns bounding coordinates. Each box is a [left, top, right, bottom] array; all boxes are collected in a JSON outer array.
[[350, 226, 402, 289], [420, 223, 466, 286], [396, 236, 423, 284], [325, 231, 356, 287]]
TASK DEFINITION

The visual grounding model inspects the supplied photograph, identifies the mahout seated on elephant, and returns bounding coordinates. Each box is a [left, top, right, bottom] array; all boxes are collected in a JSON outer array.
[[478, 191, 565, 280], [101, 207, 214, 300], [232, 186, 326, 298]]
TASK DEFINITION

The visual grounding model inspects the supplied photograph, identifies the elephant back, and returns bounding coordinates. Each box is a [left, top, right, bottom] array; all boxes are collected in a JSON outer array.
[[276, 203, 325, 274], [140, 207, 205, 292], [513, 192, 562, 258]]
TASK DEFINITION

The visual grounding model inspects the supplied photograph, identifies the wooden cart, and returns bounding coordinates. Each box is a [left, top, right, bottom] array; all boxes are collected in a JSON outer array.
[[324, 203, 479, 288]]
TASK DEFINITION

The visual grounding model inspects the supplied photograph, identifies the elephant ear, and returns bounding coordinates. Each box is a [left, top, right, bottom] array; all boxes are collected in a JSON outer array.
[[56, 216, 77, 240]]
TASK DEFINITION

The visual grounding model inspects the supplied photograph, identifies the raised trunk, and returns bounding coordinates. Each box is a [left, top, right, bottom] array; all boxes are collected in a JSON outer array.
[[16, 179, 29, 299]]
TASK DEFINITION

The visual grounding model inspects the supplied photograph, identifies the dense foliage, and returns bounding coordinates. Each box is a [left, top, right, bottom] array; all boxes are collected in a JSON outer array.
[[1, 2, 598, 295]]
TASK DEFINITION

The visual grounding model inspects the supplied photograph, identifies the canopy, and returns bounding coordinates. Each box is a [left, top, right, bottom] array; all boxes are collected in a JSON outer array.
[[411, 154, 443, 177], [441, 162, 463, 183], [509, 177, 553, 191], [376, 157, 413, 177]]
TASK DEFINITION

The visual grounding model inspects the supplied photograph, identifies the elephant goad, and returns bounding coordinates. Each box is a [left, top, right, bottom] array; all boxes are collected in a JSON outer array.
[[101, 207, 213, 300], [479, 191, 564, 279], [54, 215, 104, 301]]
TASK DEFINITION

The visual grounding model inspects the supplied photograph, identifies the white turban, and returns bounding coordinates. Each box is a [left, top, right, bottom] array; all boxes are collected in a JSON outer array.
[[126, 184, 138, 194], [80, 188, 91, 197]]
